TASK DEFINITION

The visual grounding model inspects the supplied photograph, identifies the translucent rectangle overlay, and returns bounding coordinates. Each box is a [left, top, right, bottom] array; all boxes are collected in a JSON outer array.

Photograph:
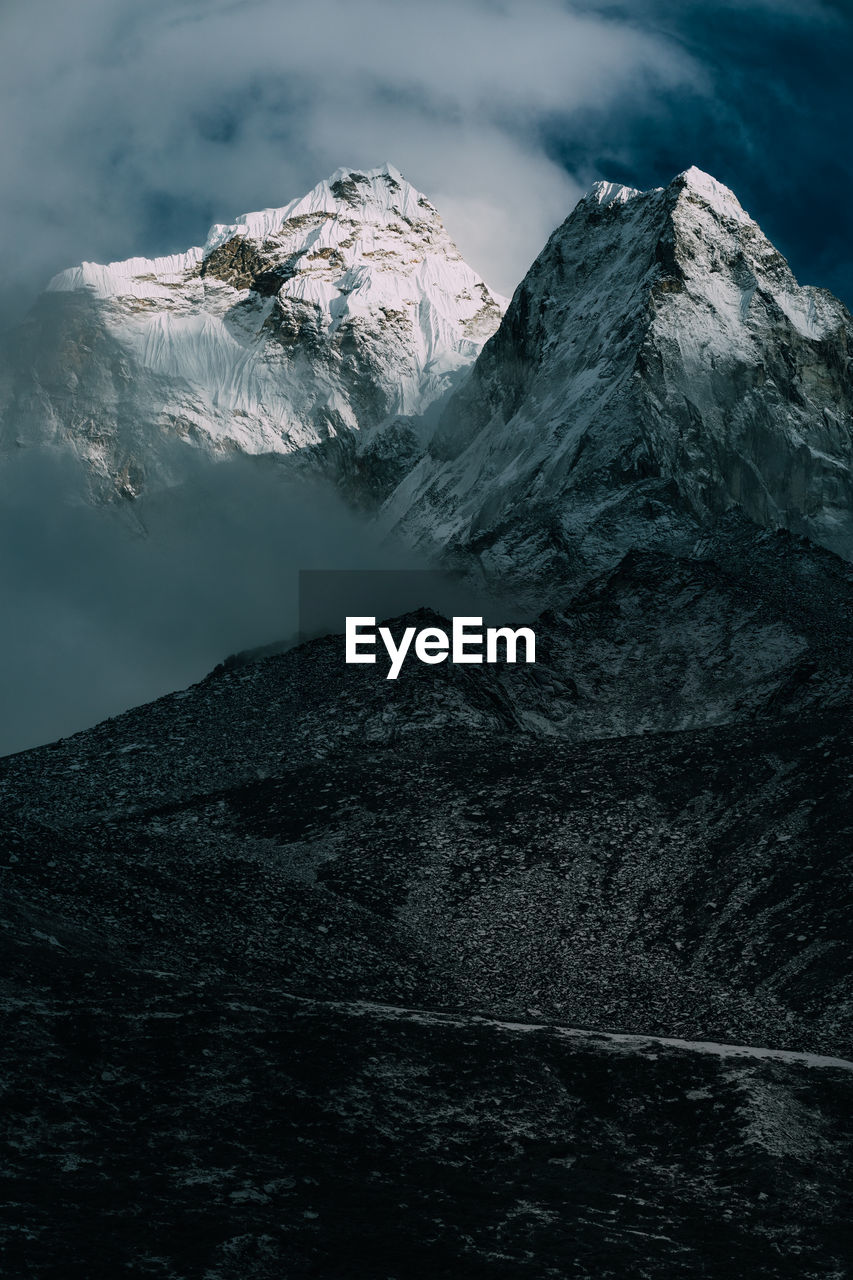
[[298, 568, 515, 641]]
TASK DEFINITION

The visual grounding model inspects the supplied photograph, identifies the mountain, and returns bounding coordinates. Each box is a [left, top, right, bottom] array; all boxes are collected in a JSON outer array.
[[0, 164, 505, 498], [7, 160, 850, 571], [2, 617, 852, 1277], [3, 165, 853, 1276], [384, 167, 853, 592]]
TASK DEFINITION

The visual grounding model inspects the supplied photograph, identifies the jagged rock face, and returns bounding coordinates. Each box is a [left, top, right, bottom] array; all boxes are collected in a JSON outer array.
[[0, 165, 505, 497], [384, 167, 853, 589]]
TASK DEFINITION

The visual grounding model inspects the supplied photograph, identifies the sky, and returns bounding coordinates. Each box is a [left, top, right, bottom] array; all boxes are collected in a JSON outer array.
[[0, 0, 851, 317]]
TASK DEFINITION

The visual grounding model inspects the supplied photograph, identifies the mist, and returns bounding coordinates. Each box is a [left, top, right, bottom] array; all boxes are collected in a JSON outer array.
[[2, 0, 850, 324], [0, 447, 428, 757], [0, 0, 697, 316]]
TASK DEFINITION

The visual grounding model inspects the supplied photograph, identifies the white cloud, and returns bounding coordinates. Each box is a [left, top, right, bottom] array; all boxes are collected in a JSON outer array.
[[0, 0, 699, 308]]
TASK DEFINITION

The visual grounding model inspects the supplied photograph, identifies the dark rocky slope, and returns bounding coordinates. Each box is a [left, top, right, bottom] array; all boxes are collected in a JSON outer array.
[[2, 591, 852, 1275], [3, 988, 850, 1280]]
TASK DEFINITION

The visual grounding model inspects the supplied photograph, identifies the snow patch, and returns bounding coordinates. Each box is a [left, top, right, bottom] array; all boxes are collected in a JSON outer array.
[[588, 180, 644, 208], [678, 166, 754, 226]]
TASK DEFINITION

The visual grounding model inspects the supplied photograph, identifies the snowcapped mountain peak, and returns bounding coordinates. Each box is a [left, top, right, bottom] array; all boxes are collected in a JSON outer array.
[[23, 167, 507, 495], [384, 164, 853, 586], [200, 163, 440, 257], [586, 179, 645, 208], [49, 163, 469, 307], [580, 168, 751, 225], [673, 166, 754, 226]]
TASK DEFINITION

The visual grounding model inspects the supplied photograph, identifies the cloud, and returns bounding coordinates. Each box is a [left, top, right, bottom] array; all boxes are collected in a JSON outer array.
[[0, 445, 431, 756], [0, 0, 849, 312], [0, 0, 697, 311], [0, 442, 528, 756]]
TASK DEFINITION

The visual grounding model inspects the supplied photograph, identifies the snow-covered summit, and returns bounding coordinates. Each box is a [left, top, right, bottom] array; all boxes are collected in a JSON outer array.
[[17, 166, 507, 496], [201, 163, 435, 255], [384, 165, 853, 587], [581, 167, 752, 225], [47, 164, 491, 325], [586, 179, 644, 208], [675, 165, 754, 225]]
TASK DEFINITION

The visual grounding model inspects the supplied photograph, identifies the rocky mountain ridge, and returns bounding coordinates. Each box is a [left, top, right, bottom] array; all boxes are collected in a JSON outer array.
[[5, 162, 852, 596], [383, 167, 853, 593]]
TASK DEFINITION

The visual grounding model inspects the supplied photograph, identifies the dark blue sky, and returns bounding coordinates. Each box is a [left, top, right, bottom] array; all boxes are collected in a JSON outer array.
[[543, 1, 853, 305]]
